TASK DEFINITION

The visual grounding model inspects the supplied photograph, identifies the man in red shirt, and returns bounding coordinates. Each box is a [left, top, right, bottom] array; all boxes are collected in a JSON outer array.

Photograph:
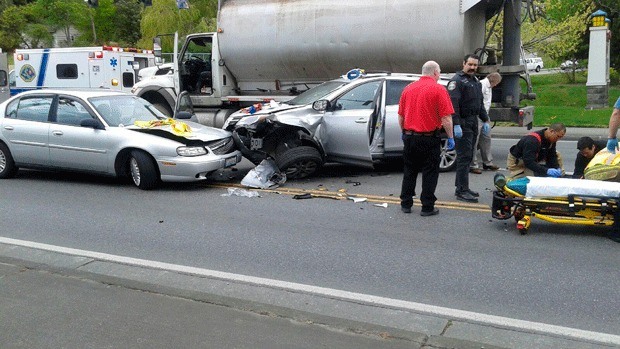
[[398, 61, 455, 216]]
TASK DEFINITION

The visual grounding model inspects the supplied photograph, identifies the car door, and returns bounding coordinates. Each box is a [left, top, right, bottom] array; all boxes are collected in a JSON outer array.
[[383, 79, 413, 155], [48, 95, 110, 173], [1, 95, 53, 166], [321, 80, 382, 167]]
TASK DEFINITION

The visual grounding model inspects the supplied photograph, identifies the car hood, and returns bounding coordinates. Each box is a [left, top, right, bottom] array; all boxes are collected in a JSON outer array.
[[127, 119, 232, 145], [233, 103, 323, 134]]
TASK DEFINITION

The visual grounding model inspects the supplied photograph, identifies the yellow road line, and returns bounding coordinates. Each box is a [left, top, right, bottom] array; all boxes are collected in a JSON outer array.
[[209, 183, 491, 213]]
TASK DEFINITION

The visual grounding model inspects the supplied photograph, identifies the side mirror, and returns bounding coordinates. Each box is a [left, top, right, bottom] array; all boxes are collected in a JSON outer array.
[[175, 111, 192, 120], [153, 37, 162, 66], [312, 99, 330, 112], [80, 118, 103, 129], [131, 61, 140, 70]]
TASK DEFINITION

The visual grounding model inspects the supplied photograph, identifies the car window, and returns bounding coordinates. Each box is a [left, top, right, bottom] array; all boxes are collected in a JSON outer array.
[[334, 81, 381, 110], [55, 97, 95, 126], [12, 96, 53, 122], [286, 81, 348, 106], [386, 80, 411, 106], [90, 95, 166, 127]]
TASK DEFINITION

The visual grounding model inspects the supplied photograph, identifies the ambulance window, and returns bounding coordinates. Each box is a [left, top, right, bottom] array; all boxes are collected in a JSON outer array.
[[122, 72, 134, 87], [0, 71, 7, 87], [57, 64, 78, 79]]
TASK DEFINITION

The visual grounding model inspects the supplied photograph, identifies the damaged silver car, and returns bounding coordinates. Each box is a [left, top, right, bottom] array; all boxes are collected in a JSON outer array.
[[224, 71, 455, 179]]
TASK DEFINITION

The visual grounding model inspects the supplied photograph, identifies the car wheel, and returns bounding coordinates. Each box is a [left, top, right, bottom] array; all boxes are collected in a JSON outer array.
[[535, 66, 541, 72], [275, 146, 323, 179], [439, 137, 457, 172], [128, 150, 159, 190], [0, 143, 18, 179]]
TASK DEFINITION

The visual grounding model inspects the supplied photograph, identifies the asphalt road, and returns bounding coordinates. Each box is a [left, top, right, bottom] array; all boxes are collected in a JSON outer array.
[[1, 137, 619, 342]]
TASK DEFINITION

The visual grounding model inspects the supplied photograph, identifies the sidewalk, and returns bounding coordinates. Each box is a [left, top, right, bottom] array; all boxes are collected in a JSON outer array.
[[1, 239, 618, 349], [492, 126, 608, 141]]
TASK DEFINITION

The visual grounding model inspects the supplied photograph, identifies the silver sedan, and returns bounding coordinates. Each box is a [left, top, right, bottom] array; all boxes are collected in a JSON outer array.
[[0, 89, 241, 189]]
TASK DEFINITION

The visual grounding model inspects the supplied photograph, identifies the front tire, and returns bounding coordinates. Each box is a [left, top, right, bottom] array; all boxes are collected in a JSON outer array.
[[275, 146, 323, 179], [0, 143, 18, 179], [535, 66, 541, 72], [128, 150, 159, 190]]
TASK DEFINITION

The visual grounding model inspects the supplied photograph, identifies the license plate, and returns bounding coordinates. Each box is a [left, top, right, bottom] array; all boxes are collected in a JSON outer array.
[[250, 137, 263, 150], [225, 156, 237, 167]]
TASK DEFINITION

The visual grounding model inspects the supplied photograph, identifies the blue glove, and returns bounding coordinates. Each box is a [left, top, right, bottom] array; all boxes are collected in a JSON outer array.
[[454, 125, 463, 138], [607, 138, 618, 153], [547, 168, 562, 178], [482, 122, 491, 136], [446, 138, 455, 150]]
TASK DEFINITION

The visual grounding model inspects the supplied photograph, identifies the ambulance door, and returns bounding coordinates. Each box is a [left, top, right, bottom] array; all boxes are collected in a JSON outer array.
[[89, 50, 105, 90], [119, 54, 138, 92], [0, 53, 9, 103]]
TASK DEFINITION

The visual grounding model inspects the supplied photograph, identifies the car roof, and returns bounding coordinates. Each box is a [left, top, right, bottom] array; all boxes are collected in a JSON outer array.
[[331, 72, 450, 86]]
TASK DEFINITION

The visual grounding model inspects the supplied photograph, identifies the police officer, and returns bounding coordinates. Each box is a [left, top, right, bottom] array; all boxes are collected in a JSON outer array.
[[447, 54, 490, 203]]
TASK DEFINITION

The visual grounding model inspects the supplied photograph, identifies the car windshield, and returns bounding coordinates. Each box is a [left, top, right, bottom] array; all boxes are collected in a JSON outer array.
[[89, 95, 167, 127], [286, 81, 348, 106]]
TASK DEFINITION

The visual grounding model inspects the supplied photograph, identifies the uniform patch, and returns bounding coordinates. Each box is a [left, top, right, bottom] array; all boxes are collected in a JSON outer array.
[[447, 81, 456, 91]]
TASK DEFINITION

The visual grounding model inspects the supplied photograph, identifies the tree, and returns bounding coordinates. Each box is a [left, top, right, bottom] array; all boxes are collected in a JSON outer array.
[[114, 0, 142, 46], [138, 0, 216, 51], [594, 0, 620, 69], [0, 3, 53, 50], [32, 0, 87, 46], [522, 0, 593, 62]]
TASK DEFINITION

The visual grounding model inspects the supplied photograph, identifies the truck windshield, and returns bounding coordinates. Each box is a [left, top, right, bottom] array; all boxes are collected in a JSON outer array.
[[286, 81, 348, 106]]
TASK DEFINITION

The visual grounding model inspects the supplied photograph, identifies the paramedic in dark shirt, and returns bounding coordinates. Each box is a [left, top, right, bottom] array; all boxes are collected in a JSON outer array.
[[506, 123, 566, 179], [573, 136, 606, 178]]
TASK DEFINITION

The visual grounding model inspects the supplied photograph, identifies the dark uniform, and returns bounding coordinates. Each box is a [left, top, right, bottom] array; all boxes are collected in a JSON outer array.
[[508, 128, 560, 177], [447, 71, 489, 196]]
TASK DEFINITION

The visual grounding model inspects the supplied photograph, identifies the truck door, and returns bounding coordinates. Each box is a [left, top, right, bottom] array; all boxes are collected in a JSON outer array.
[[321, 80, 382, 167], [0, 53, 10, 103]]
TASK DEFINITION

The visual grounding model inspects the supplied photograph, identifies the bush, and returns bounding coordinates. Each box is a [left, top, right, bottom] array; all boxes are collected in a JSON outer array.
[[610, 68, 620, 86]]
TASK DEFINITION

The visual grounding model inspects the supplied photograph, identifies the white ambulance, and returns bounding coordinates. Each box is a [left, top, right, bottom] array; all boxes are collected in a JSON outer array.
[[11, 46, 155, 95]]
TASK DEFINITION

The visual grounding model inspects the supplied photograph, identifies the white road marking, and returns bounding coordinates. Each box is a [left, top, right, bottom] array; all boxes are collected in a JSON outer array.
[[1, 236, 618, 346]]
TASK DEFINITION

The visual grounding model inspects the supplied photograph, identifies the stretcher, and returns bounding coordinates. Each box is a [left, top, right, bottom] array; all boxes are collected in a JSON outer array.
[[491, 174, 620, 242]]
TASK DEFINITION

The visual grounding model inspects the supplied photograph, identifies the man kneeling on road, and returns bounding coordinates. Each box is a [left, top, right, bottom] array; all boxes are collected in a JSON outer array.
[[507, 123, 566, 179]]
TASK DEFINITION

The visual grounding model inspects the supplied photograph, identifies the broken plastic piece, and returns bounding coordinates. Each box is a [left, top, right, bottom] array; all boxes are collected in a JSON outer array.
[[221, 187, 260, 198], [241, 159, 287, 189], [373, 203, 388, 208], [293, 193, 313, 200], [348, 197, 367, 203]]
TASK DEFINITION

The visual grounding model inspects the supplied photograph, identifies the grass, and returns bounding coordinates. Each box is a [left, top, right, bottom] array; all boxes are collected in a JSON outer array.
[[520, 71, 620, 127]]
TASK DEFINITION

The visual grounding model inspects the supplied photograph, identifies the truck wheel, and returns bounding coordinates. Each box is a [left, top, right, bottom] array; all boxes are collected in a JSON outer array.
[[128, 150, 159, 190], [535, 66, 541, 72], [153, 102, 173, 118], [0, 143, 18, 179], [439, 137, 457, 172], [275, 146, 322, 179]]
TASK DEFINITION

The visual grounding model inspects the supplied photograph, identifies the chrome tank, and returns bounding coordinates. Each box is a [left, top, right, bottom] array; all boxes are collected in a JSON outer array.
[[217, 0, 489, 83]]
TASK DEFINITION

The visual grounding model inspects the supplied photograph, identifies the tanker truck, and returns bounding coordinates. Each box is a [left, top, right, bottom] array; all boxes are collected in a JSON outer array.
[[132, 0, 535, 130]]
